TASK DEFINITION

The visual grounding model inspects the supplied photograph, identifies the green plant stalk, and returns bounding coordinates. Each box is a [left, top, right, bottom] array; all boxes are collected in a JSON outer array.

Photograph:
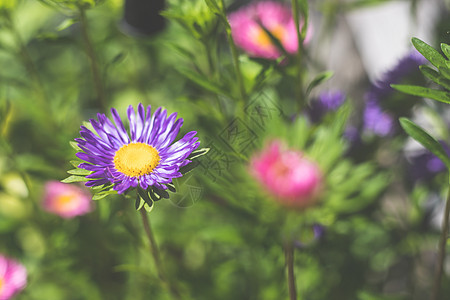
[[139, 208, 182, 300], [285, 242, 297, 300], [79, 6, 107, 112], [219, 0, 246, 107], [431, 181, 450, 300], [291, 0, 305, 112]]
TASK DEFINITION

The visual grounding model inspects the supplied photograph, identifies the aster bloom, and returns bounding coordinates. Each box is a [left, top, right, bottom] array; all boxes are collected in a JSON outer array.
[[42, 181, 93, 218], [308, 90, 346, 123], [362, 50, 426, 136], [362, 99, 395, 137], [75, 103, 200, 195], [0, 255, 27, 300], [408, 141, 450, 183], [249, 140, 322, 207], [227, 1, 311, 59]]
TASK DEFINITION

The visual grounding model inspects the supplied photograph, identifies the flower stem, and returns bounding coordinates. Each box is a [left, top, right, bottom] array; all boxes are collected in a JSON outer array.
[[78, 6, 107, 112], [291, 0, 305, 112], [220, 0, 246, 107], [431, 183, 450, 300], [139, 208, 182, 300], [285, 242, 297, 300]]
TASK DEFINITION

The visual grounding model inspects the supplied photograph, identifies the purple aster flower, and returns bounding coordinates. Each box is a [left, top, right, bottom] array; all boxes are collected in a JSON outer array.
[[362, 100, 395, 137], [75, 104, 200, 194], [308, 90, 346, 123], [371, 50, 427, 99], [408, 141, 450, 182], [0, 255, 27, 300]]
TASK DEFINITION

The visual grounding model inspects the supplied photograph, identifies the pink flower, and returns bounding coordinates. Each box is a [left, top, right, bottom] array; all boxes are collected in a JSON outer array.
[[42, 181, 93, 218], [249, 140, 322, 207], [227, 1, 311, 59], [0, 255, 27, 300]]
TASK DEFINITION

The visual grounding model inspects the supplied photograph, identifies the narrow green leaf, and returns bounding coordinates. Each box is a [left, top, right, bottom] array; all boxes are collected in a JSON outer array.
[[441, 43, 450, 60], [305, 71, 334, 96], [412, 37, 446, 68], [439, 66, 450, 81], [61, 175, 89, 183], [67, 168, 92, 175], [391, 84, 450, 104], [399, 118, 450, 170], [92, 189, 117, 201], [56, 18, 77, 31], [178, 68, 230, 97], [420, 65, 450, 90]]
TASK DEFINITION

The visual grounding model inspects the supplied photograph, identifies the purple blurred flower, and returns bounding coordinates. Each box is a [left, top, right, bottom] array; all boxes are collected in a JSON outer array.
[[0, 255, 27, 300], [408, 141, 450, 182], [362, 50, 426, 137], [362, 99, 395, 137], [308, 90, 346, 123], [293, 224, 325, 249]]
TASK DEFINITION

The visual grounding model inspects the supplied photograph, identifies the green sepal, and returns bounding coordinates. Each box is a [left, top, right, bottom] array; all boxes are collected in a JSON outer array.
[[153, 187, 170, 199], [143, 202, 154, 213], [305, 71, 334, 96], [61, 175, 89, 183], [67, 168, 92, 176], [135, 194, 145, 211], [391, 84, 450, 104], [412, 37, 446, 68], [137, 186, 153, 206], [187, 147, 209, 160], [69, 141, 82, 151], [70, 160, 83, 168], [179, 160, 200, 175], [92, 189, 117, 201], [439, 66, 450, 81], [399, 117, 450, 171], [166, 182, 176, 193], [419, 65, 450, 90]]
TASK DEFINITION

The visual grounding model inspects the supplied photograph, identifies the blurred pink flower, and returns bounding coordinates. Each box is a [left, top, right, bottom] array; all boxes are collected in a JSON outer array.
[[227, 1, 311, 59], [249, 140, 321, 207], [42, 181, 93, 218], [0, 255, 27, 300]]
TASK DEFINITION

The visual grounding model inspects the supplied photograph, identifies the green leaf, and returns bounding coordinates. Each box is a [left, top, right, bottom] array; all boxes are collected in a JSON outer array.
[[56, 18, 77, 31], [419, 65, 450, 90], [61, 175, 89, 183], [441, 43, 450, 60], [391, 84, 450, 104], [177, 68, 231, 97], [399, 118, 450, 171], [67, 168, 92, 176], [412, 37, 446, 68], [439, 66, 450, 81], [305, 71, 334, 96]]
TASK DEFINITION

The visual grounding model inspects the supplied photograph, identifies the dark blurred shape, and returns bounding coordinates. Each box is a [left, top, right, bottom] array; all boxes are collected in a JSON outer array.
[[408, 140, 450, 183], [308, 90, 346, 123], [120, 0, 166, 37]]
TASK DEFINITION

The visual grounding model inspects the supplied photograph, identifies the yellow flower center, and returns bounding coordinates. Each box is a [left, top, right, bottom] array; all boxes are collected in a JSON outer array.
[[114, 143, 160, 177], [254, 24, 286, 48], [55, 194, 75, 211], [0, 278, 3, 291]]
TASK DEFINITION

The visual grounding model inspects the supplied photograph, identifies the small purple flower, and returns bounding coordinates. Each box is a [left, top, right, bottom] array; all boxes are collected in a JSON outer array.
[[362, 50, 426, 137], [293, 224, 325, 249], [408, 141, 450, 182], [0, 255, 27, 300], [75, 104, 200, 194], [362, 100, 395, 137], [308, 90, 346, 123]]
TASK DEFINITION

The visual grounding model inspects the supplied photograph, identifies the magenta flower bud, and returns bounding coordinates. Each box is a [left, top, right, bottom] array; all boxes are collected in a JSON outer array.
[[249, 140, 322, 207], [227, 1, 311, 59], [0, 255, 27, 300], [42, 181, 93, 218]]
